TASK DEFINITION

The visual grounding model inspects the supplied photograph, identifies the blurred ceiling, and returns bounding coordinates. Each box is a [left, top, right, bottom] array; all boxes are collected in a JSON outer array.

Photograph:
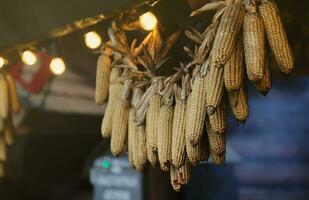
[[0, 0, 308, 71], [0, 0, 144, 51]]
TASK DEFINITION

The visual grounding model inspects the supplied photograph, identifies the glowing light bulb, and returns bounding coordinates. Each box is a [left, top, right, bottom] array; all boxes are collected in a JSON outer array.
[[21, 50, 37, 66], [50, 57, 66, 75], [0, 57, 6, 68], [84, 31, 102, 49], [139, 12, 158, 31]]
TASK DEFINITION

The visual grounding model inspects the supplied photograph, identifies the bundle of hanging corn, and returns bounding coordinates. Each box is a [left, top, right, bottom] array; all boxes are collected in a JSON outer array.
[[95, 0, 294, 191], [0, 72, 20, 179]]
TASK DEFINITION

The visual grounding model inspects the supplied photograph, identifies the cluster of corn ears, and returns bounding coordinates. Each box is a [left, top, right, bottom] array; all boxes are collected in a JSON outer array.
[[95, 0, 293, 191]]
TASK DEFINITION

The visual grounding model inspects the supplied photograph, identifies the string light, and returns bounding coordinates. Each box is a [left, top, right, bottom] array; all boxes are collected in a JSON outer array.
[[139, 11, 158, 31], [84, 31, 102, 49], [21, 50, 38, 66], [0, 57, 6, 68], [50, 57, 66, 75]]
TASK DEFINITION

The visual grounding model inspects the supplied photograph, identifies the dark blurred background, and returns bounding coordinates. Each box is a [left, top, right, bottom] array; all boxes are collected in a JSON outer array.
[[0, 0, 308, 200]]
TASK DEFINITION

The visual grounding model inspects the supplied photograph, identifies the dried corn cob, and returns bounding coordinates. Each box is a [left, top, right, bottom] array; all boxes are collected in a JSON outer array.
[[146, 94, 161, 167], [5, 73, 20, 113], [186, 141, 202, 166], [128, 109, 136, 166], [228, 86, 249, 123], [186, 76, 207, 145], [259, 0, 294, 75], [95, 48, 112, 104], [171, 96, 186, 168], [253, 54, 272, 96], [111, 97, 129, 156], [224, 38, 244, 91], [185, 93, 201, 166], [206, 64, 224, 115], [176, 160, 192, 185], [137, 125, 147, 169], [0, 75, 8, 119], [206, 119, 226, 165], [157, 104, 173, 172], [132, 126, 143, 170], [243, 5, 265, 82], [130, 88, 145, 170], [132, 130, 142, 171], [209, 98, 227, 134], [0, 138, 6, 161], [212, 2, 246, 67], [101, 68, 122, 138], [170, 165, 182, 192]]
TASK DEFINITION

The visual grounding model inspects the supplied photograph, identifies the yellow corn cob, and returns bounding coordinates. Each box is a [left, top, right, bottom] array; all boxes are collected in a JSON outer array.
[[176, 160, 191, 185], [186, 76, 207, 145], [5, 73, 20, 113], [157, 104, 173, 172], [128, 109, 136, 166], [137, 125, 147, 169], [0, 138, 6, 161], [206, 119, 226, 166], [146, 94, 161, 167], [171, 99, 186, 168], [243, 7, 265, 82], [227, 86, 249, 123], [170, 165, 182, 192], [111, 98, 129, 156], [206, 64, 224, 115], [254, 59, 272, 96], [259, 0, 294, 75], [95, 53, 112, 104], [209, 98, 227, 134], [129, 88, 144, 170], [0, 75, 8, 119], [0, 162, 4, 178], [101, 68, 122, 138], [212, 2, 246, 67], [185, 93, 201, 166], [132, 123, 142, 171], [224, 38, 244, 91]]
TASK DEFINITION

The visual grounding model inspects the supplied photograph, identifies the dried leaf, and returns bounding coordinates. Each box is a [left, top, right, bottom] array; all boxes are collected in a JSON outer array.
[[190, 1, 226, 17], [157, 30, 181, 63]]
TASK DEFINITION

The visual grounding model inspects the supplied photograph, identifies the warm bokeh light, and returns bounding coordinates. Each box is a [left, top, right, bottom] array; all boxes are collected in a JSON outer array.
[[50, 57, 66, 75], [21, 50, 37, 66], [84, 31, 102, 49], [0, 57, 6, 68], [139, 11, 158, 31]]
